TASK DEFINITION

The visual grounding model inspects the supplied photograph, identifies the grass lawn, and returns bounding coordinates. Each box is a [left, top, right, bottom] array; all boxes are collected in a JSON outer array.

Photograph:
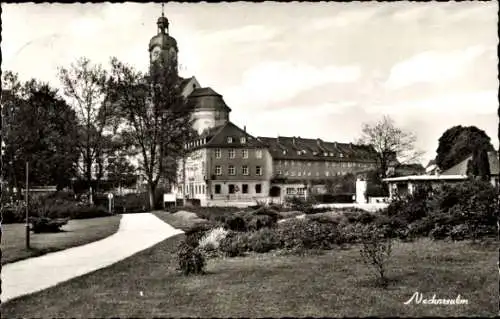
[[1, 215, 122, 265], [2, 229, 497, 317]]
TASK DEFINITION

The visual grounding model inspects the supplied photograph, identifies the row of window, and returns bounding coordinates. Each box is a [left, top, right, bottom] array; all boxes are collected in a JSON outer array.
[[184, 183, 263, 195], [185, 184, 206, 195], [278, 160, 373, 168], [214, 183, 262, 194], [226, 136, 247, 144], [215, 165, 262, 176], [277, 170, 350, 177], [280, 150, 345, 157], [215, 148, 263, 159], [285, 187, 306, 195]]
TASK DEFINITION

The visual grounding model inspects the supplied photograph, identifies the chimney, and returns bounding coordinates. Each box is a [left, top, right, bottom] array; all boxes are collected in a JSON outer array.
[[244, 125, 246, 132], [292, 137, 296, 145]]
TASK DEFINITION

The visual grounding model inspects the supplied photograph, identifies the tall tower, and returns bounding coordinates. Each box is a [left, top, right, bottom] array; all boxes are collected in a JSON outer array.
[[149, 4, 178, 72]]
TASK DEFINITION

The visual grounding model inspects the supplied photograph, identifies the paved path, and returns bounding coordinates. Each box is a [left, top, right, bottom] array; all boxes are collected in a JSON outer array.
[[1, 212, 183, 303]]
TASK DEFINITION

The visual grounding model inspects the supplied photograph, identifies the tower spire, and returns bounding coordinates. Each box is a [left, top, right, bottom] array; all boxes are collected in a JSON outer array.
[[157, 3, 168, 34]]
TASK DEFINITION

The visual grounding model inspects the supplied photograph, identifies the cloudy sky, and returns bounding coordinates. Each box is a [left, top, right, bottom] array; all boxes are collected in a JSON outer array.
[[2, 2, 498, 165]]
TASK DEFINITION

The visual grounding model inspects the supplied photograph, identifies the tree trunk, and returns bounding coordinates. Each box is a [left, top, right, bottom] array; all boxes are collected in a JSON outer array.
[[148, 182, 156, 210]]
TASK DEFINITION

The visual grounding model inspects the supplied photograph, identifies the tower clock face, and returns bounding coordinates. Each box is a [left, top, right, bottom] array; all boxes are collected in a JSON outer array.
[[151, 47, 162, 62]]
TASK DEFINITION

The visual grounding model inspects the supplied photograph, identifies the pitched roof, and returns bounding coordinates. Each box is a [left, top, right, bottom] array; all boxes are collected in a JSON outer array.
[[187, 87, 232, 112], [256, 136, 378, 162], [178, 76, 193, 90], [441, 151, 499, 176], [185, 122, 267, 151]]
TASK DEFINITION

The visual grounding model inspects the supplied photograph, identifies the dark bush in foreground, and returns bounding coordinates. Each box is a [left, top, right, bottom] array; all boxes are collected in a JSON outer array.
[[184, 222, 215, 247], [224, 215, 247, 232], [276, 219, 341, 250], [30, 217, 68, 233], [246, 228, 281, 253], [113, 193, 148, 213], [177, 242, 206, 275], [219, 231, 249, 257], [1, 201, 26, 223]]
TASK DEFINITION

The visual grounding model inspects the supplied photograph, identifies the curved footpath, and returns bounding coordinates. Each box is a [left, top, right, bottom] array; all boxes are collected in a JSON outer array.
[[1, 212, 183, 303]]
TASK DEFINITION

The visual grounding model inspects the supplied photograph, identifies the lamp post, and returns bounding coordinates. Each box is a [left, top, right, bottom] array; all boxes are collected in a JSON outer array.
[[25, 161, 30, 249]]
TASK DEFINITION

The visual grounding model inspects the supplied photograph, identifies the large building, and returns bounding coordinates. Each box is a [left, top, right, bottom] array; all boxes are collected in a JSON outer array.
[[145, 11, 385, 205]]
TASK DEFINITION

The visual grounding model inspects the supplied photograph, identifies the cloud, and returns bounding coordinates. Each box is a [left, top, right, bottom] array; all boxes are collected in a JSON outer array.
[[201, 24, 282, 44], [70, 17, 103, 38], [370, 90, 498, 115], [224, 61, 361, 107], [384, 46, 488, 89], [309, 5, 381, 30]]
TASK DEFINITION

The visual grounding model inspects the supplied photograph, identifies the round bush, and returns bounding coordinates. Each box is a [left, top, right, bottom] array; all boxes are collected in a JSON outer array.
[[219, 231, 249, 257], [177, 242, 206, 275], [247, 228, 280, 253]]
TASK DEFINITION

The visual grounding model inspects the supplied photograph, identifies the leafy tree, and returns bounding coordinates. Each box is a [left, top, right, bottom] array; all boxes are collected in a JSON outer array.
[[58, 57, 115, 191], [1, 71, 79, 192], [435, 125, 493, 171], [357, 115, 422, 178], [107, 55, 194, 209], [106, 152, 137, 190]]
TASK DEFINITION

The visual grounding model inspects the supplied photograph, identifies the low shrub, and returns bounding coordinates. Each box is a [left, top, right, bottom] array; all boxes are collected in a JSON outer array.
[[177, 241, 206, 275], [450, 224, 469, 241], [306, 213, 342, 225], [199, 226, 229, 251], [406, 218, 435, 239], [429, 224, 451, 240], [113, 193, 148, 214], [276, 219, 340, 250], [246, 228, 280, 253], [30, 217, 68, 233], [275, 219, 307, 250], [219, 231, 249, 257], [1, 201, 26, 224], [338, 222, 366, 244], [247, 215, 275, 231], [185, 222, 215, 248], [224, 215, 247, 232]]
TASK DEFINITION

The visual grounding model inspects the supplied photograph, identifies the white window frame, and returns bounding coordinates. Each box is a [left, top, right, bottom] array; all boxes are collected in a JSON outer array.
[[215, 148, 221, 159], [215, 165, 222, 176], [229, 149, 235, 159], [240, 137, 246, 144], [227, 137, 233, 143], [242, 149, 248, 159], [228, 165, 235, 176], [242, 165, 249, 176]]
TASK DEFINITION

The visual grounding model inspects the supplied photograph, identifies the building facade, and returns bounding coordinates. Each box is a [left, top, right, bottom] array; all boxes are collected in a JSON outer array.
[[145, 11, 389, 206]]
